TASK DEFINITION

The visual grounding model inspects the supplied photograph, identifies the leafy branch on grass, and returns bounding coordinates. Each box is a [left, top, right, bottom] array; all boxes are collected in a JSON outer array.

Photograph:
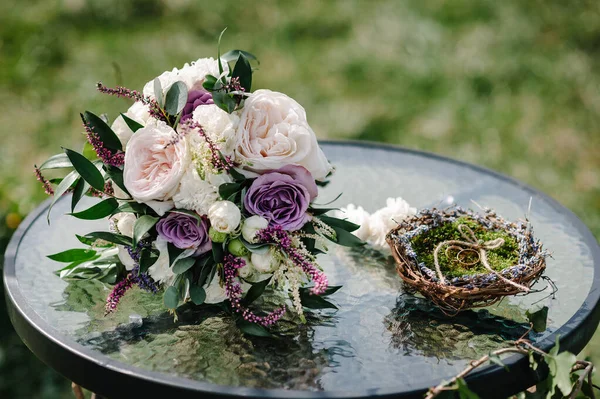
[[425, 328, 596, 399]]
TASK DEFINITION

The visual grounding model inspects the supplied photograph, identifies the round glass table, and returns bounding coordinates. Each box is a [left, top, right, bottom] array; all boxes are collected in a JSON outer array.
[[4, 141, 600, 399]]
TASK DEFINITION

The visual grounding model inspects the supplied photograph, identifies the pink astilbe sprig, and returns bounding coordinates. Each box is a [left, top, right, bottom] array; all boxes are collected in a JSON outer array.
[[223, 254, 286, 326], [81, 114, 125, 167], [257, 225, 329, 295], [34, 166, 55, 196], [105, 274, 134, 315], [95, 82, 165, 122], [180, 119, 234, 171]]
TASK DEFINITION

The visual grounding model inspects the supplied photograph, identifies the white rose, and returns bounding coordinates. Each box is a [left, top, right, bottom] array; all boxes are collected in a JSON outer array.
[[234, 89, 332, 180], [143, 57, 225, 99], [111, 102, 151, 147], [172, 166, 219, 216], [117, 246, 136, 271], [237, 256, 254, 279], [204, 275, 227, 304], [368, 197, 417, 250], [208, 201, 241, 233], [148, 237, 176, 285], [241, 215, 269, 243], [123, 119, 189, 203], [334, 204, 371, 241], [191, 104, 240, 156], [251, 250, 280, 273], [114, 213, 136, 237]]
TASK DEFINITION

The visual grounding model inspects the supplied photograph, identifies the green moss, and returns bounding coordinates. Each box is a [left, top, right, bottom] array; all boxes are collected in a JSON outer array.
[[410, 217, 519, 279]]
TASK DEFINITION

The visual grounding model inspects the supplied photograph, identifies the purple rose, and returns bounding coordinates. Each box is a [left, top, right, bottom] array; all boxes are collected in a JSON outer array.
[[156, 212, 211, 253], [244, 165, 318, 231], [180, 89, 214, 122]]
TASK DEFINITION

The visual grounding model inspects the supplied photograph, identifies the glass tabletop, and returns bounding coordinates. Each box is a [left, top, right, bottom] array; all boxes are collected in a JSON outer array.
[[5, 141, 600, 398]]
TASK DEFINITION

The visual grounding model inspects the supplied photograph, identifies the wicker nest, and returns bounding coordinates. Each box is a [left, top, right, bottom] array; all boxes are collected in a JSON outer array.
[[386, 207, 547, 315]]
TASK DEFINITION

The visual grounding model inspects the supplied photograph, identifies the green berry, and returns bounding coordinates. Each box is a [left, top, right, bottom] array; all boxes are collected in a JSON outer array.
[[209, 227, 227, 243], [228, 238, 249, 257]]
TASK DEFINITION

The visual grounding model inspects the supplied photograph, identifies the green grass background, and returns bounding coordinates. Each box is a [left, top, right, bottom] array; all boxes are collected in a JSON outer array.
[[0, 0, 599, 397]]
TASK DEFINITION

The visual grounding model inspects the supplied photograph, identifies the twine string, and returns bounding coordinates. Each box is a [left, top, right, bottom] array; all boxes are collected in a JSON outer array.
[[433, 224, 530, 292]]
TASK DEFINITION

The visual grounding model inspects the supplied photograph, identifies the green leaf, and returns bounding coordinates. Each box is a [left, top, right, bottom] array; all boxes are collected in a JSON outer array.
[[83, 231, 132, 246], [228, 168, 246, 182], [231, 53, 252, 92], [47, 248, 97, 263], [75, 234, 114, 247], [196, 256, 215, 286], [163, 286, 179, 309], [319, 215, 360, 232], [69, 198, 119, 220], [71, 178, 89, 212], [39, 153, 72, 170], [456, 378, 480, 399], [244, 276, 272, 305], [164, 81, 188, 116], [330, 226, 364, 247], [64, 148, 105, 191], [547, 350, 577, 396], [172, 257, 196, 274], [202, 75, 218, 91], [132, 215, 158, 247], [221, 49, 259, 64], [104, 165, 130, 198], [83, 111, 122, 152], [240, 237, 270, 254], [212, 90, 236, 113], [219, 182, 241, 200], [153, 78, 164, 108], [47, 170, 80, 222], [322, 285, 342, 296], [167, 243, 186, 266], [526, 305, 549, 333], [309, 207, 338, 216], [212, 242, 225, 264], [300, 291, 338, 310], [114, 201, 148, 215], [488, 354, 508, 371], [139, 248, 159, 273], [217, 28, 227, 78], [189, 285, 206, 305], [237, 320, 273, 337], [82, 141, 98, 161], [120, 114, 143, 132]]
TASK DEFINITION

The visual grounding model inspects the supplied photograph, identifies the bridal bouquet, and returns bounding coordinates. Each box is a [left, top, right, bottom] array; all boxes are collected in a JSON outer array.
[[36, 45, 363, 332]]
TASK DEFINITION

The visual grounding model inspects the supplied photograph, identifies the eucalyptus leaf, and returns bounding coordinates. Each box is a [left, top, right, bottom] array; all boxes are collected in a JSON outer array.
[[172, 257, 196, 274], [153, 78, 164, 108], [202, 75, 218, 91], [164, 81, 188, 116], [39, 153, 72, 170], [244, 276, 272, 305], [163, 286, 180, 309], [69, 198, 119, 220], [240, 237, 270, 254], [83, 111, 122, 151], [48, 248, 97, 263], [47, 170, 80, 222], [64, 148, 105, 191], [189, 285, 206, 305], [120, 113, 143, 132], [132, 215, 158, 247], [212, 90, 236, 113], [167, 243, 186, 266]]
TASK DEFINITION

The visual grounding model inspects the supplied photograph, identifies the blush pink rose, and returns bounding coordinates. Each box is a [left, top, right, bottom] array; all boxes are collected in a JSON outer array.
[[123, 120, 189, 203]]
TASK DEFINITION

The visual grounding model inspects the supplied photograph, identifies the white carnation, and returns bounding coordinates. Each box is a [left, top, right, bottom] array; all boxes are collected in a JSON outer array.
[[368, 197, 416, 250], [191, 104, 240, 156], [172, 166, 219, 216], [143, 57, 225, 99], [208, 201, 241, 233]]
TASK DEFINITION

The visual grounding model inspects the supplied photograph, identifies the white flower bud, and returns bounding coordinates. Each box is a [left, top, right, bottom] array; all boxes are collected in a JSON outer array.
[[208, 201, 241, 233], [251, 251, 279, 273], [241, 215, 269, 243]]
